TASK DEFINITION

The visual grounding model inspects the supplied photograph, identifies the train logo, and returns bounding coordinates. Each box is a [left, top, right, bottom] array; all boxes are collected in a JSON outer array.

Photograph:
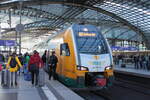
[[93, 55, 100, 60]]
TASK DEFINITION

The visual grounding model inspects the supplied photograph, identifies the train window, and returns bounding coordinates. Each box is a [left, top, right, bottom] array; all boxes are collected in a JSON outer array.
[[60, 43, 70, 56], [76, 36, 109, 54]]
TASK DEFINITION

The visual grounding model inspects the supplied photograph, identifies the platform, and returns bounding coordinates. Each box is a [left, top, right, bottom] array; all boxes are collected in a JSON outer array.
[[0, 72, 84, 100], [114, 64, 150, 78]]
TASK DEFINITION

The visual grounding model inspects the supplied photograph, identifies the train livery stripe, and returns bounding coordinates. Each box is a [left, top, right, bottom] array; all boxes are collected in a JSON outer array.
[[70, 27, 79, 65]]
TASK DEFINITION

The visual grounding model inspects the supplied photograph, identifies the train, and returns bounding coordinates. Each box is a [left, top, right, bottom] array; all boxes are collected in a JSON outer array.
[[35, 24, 114, 89]]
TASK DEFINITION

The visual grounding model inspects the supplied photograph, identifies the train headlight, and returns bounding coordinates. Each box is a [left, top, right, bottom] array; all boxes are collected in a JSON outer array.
[[104, 66, 114, 77], [105, 66, 112, 70], [77, 65, 88, 71]]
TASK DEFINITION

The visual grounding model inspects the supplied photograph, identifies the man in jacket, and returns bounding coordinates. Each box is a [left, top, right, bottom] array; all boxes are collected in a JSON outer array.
[[48, 51, 58, 80], [28, 50, 43, 86]]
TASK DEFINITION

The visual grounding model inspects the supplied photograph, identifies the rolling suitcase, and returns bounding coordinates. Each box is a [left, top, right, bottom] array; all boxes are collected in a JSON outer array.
[[6, 70, 10, 87], [1, 69, 10, 87], [24, 69, 31, 81], [1, 70, 5, 85], [38, 68, 45, 87]]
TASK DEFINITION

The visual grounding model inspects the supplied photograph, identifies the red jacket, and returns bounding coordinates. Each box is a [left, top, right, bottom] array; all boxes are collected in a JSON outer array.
[[28, 53, 43, 69]]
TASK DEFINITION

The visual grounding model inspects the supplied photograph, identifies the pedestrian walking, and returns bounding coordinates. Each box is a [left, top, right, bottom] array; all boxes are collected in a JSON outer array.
[[28, 50, 43, 86]]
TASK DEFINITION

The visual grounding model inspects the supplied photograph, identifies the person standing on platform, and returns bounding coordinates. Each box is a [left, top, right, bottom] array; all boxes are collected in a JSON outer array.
[[6, 52, 22, 86], [148, 55, 150, 71], [23, 52, 30, 73], [42, 50, 47, 70], [134, 55, 139, 69], [28, 50, 43, 86], [145, 55, 149, 70], [18, 53, 23, 75], [142, 55, 146, 70], [0, 53, 5, 70], [48, 51, 58, 80], [0, 53, 5, 63], [139, 55, 143, 69]]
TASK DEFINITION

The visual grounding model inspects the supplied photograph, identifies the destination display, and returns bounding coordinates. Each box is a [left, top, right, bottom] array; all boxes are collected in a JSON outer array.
[[78, 32, 96, 37]]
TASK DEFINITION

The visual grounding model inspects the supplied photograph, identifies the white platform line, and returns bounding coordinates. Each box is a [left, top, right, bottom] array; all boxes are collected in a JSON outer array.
[[42, 86, 57, 100]]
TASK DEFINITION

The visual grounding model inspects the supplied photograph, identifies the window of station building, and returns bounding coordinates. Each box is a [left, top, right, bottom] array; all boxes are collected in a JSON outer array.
[[60, 43, 70, 56]]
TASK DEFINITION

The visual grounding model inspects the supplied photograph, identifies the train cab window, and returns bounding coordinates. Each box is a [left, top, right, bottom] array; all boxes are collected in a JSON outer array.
[[60, 43, 70, 56]]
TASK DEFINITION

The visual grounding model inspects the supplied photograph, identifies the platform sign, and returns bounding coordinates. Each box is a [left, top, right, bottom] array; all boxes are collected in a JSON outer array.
[[0, 40, 4, 46], [0, 26, 1, 38], [0, 40, 16, 46], [5, 40, 16, 46], [111, 46, 138, 51]]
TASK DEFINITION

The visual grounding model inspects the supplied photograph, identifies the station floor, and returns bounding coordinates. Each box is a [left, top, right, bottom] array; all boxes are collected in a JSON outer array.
[[0, 74, 42, 100], [114, 64, 150, 78], [0, 72, 83, 100], [1, 64, 149, 100]]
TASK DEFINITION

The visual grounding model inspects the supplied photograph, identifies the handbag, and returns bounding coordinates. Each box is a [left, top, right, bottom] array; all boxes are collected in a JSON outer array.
[[39, 63, 42, 68], [29, 64, 38, 72], [0, 64, 3, 71], [38, 68, 45, 86]]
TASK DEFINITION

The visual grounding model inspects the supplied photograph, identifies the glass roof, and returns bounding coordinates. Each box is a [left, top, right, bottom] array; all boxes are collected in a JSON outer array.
[[96, 0, 150, 35], [0, 0, 149, 48]]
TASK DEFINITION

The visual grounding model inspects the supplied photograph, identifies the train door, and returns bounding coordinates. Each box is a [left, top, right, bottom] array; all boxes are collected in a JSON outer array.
[[60, 30, 76, 80], [58, 47, 64, 75], [60, 43, 70, 75]]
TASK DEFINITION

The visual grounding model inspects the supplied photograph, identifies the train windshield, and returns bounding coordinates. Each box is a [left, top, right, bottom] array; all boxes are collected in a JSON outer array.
[[76, 31, 109, 54]]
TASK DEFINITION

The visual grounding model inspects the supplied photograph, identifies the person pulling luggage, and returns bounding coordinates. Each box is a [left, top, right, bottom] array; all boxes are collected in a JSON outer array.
[[6, 52, 22, 86], [28, 50, 43, 86], [48, 51, 58, 80]]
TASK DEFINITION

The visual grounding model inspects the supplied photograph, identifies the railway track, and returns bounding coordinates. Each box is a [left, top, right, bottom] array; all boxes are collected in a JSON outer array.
[[74, 72, 150, 100], [114, 72, 150, 95], [91, 89, 112, 100], [115, 72, 150, 85], [74, 89, 112, 100], [114, 80, 150, 95]]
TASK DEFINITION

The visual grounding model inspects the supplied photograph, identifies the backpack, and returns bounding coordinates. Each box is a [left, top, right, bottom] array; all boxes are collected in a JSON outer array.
[[10, 57, 17, 68]]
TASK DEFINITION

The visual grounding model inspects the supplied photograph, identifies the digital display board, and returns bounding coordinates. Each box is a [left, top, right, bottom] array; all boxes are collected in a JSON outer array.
[[78, 32, 96, 37]]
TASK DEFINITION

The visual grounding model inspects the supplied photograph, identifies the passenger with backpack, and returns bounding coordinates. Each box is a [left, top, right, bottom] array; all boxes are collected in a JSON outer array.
[[28, 50, 43, 86], [6, 52, 22, 86]]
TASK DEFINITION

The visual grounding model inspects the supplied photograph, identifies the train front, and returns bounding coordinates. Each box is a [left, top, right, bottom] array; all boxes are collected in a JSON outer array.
[[73, 24, 114, 89]]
